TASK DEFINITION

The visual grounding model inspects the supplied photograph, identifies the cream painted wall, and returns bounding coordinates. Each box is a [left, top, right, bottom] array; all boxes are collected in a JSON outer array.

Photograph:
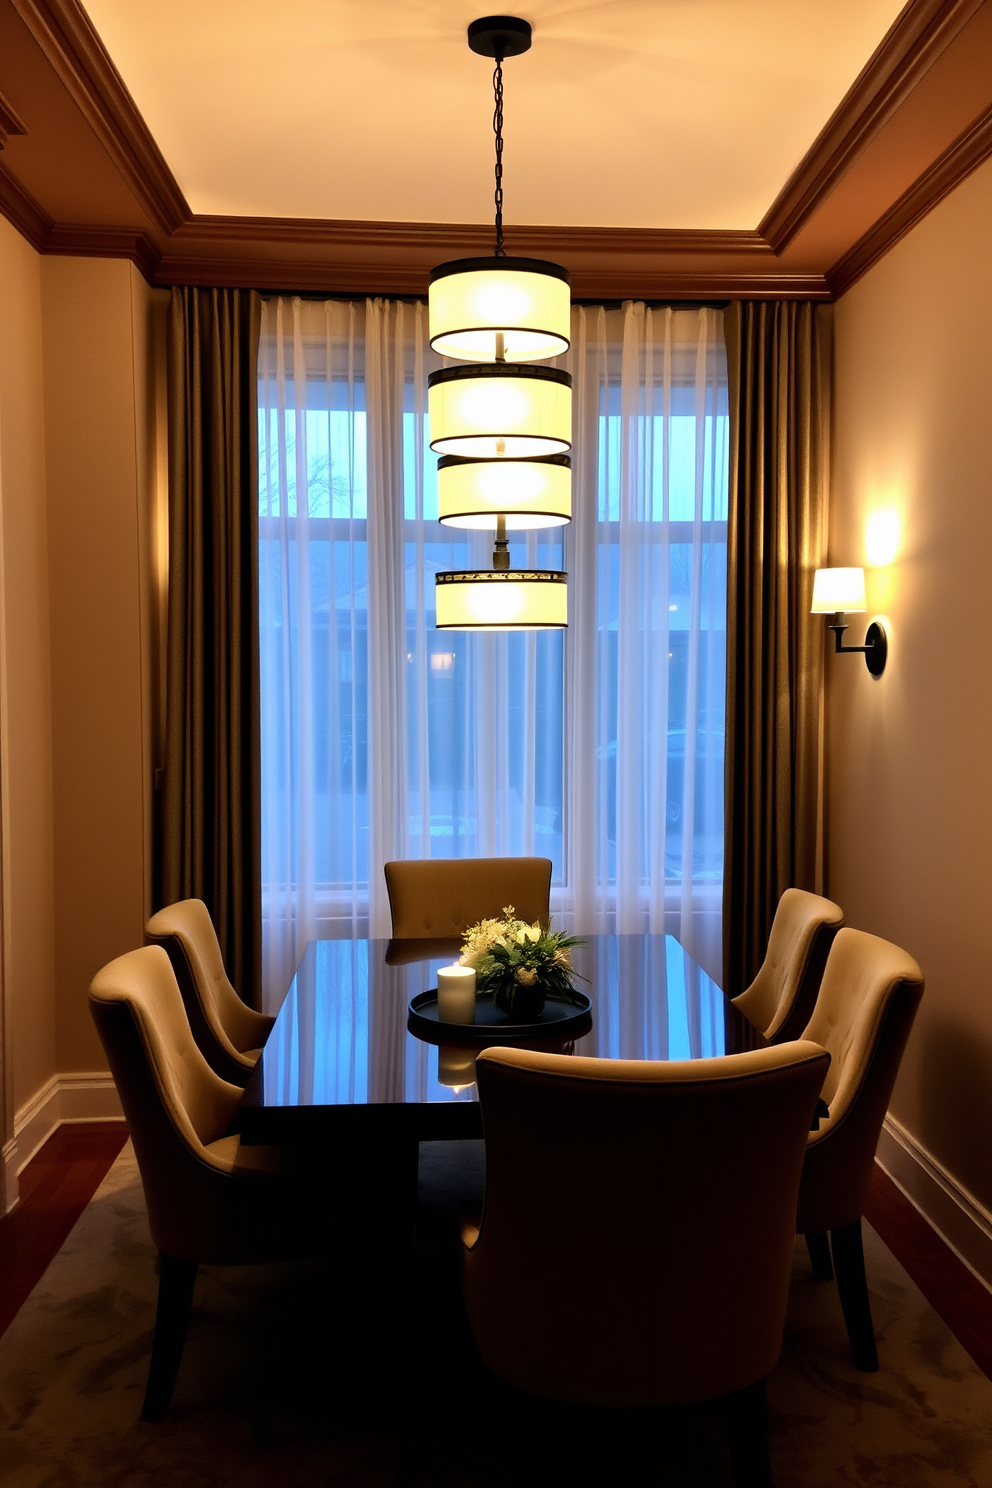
[[827, 159, 992, 1226], [0, 218, 58, 1145], [40, 258, 168, 1076]]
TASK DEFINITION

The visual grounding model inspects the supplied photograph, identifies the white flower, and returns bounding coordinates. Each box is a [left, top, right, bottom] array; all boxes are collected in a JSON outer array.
[[515, 965, 538, 985], [526, 923, 541, 942]]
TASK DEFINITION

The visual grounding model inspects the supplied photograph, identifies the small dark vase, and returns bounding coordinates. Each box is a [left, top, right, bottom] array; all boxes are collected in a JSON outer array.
[[492, 979, 547, 1022]]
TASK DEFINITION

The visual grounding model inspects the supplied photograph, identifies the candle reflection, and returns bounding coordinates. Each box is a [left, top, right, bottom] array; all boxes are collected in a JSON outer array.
[[437, 1044, 477, 1094]]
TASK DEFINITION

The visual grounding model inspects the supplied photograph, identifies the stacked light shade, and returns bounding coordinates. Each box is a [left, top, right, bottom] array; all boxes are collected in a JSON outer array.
[[428, 257, 572, 630]]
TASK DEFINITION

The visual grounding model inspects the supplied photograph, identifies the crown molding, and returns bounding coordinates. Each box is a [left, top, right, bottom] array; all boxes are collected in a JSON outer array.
[[828, 100, 992, 295], [8, 0, 188, 232], [0, 158, 158, 273], [760, 0, 986, 252], [154, 247, 829, 301], [171, 214, 770, 259], [0, 158, 49, 247], [155, 219, 822, 298], [0, 87, 27, 147], [44, 221, 160, 278]]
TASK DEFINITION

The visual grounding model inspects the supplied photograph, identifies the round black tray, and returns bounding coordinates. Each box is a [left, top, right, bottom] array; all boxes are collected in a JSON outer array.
[[408, 988, 592, 1046]]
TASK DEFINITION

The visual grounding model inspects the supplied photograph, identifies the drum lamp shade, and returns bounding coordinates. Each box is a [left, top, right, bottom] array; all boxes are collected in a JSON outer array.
[[428, 256, 571, 363], [435, 570, 568, 629], [428, 364, 572, 458], [437, 454, 571, 529]]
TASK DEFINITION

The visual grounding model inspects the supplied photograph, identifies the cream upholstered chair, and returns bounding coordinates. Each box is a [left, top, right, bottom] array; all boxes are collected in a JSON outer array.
[[89, 945, 318, 1422], [462, 1041, 830, 1486], [383, 856, 552, 939], [797, 927, 924, 1371], [145, 898, 273, 1086], [732, 888, 844, 1044]]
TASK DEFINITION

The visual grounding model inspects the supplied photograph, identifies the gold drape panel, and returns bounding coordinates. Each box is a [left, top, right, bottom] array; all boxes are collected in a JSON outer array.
[[162, 287, 262, 1007], [722, 301, 828, 1002]]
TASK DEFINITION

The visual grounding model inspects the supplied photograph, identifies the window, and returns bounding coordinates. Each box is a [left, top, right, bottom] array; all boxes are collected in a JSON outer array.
[[258, 298, 727, 995]]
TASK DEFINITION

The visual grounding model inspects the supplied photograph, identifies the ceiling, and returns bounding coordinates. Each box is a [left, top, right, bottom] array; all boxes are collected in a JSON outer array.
[[80, 0, 907, 230], [1, 0, 991, 297]]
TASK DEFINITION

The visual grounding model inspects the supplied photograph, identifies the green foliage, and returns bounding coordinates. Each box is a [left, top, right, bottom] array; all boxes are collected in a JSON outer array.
[[460, 908, 585, 1019]]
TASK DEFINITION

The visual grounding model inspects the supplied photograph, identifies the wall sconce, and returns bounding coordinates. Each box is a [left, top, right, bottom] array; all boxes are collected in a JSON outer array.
[[811, 567, 887, 677]]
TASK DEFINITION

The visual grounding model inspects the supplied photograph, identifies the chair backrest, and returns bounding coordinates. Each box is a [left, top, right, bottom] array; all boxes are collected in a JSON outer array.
[[798, 926, 924, 1233], [90, 946, 308, 1266], [89, 946, 244, 1253], [733, 888, 845, 1041], [463, 1040, 830, 1408], [145, 899, 272, 1077], [383, 856, 552, 938]]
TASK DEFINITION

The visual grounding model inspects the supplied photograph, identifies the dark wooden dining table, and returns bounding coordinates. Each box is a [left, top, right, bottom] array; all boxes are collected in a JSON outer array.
[[238, 932, 750, 1314], [240, 932, 737, 1141]]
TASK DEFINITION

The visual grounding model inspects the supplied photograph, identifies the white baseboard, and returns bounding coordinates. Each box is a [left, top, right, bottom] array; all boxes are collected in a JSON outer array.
[[57, 1072, 122, 1125], [876, 1113, 992, 1292], [3, 1071, 123, 1213]]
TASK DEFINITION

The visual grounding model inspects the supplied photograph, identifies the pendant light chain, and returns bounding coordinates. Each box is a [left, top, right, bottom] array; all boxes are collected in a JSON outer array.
[[492, 52, 505, 256]]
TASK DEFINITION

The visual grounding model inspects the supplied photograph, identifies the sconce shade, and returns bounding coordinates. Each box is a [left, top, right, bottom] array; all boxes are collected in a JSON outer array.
[[429, 256, 571, 362], [811, 567, 867, 613], [435, 569, 567, 629], [437, 453, 571, 529], [428, 364, 572, 458]]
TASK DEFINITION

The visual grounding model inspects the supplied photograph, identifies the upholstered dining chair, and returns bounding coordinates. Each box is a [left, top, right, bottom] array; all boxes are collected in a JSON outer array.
[[462, 1041, 831, 1486], [89, 945, 319, 1422], [732, 888, 845, 1044], [145, 898, 273, 1086], [797, 927, 924, 1372], [383, 856, 552, 939]]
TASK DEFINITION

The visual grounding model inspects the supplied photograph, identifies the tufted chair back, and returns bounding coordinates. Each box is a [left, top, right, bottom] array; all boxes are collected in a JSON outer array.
[[733, 888, 844, 1042], [90, 945, 309, 1265], [145, 899, 273, 1085], [797, 927, 924, 1233]]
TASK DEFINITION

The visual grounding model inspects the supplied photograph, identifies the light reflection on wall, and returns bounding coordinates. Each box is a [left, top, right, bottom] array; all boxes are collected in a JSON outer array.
[[865, 508, 901, 566], [864, 507, 901, 612]]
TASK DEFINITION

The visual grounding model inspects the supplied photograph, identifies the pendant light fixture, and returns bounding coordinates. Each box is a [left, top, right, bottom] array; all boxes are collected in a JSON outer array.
[[428, 363, 572, 458], [437, 453, 571, 529], [429, 15, 571, 630]]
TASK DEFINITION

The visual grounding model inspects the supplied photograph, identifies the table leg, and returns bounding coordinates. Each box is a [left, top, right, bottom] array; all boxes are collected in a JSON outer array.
[[322, 1130, 422, 1369]]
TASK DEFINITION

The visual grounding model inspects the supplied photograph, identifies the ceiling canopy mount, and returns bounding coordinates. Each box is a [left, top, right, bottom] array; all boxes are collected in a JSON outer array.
[[466, 16, 533, 60]]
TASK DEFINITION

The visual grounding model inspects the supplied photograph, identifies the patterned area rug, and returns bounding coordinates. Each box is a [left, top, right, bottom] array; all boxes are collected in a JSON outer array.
[[1, 1142, 991, 1487]]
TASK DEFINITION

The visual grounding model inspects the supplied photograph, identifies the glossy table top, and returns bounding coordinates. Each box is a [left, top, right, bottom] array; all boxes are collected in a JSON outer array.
[[241, 934, 730, 1143]]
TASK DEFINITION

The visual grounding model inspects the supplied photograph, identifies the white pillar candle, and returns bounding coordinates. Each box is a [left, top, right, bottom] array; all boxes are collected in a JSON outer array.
[[436, 964, 476, 1023]]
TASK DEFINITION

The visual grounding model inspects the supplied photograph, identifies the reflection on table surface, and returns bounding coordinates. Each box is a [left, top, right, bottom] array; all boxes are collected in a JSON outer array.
[[259, 935, 726, 1111]]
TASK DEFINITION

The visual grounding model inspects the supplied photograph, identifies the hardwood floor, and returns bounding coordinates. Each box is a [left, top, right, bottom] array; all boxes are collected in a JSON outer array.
[[1, 1123, 991, 1384], [865, 1163, 992, 1382], [0, 1122, 129, 1341]]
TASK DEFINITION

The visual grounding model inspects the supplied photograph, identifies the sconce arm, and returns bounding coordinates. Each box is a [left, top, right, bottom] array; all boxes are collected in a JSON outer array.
[[828, 622, 872, 655], [826, 615, 888, 677]]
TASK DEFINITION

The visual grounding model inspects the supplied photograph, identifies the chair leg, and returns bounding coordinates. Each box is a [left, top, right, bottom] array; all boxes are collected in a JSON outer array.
[[805, 1231, 833, 1280], [725, 1378, 772, 1488], [830, 1219, 879, 1373], [142, 1253, 198, 1422]]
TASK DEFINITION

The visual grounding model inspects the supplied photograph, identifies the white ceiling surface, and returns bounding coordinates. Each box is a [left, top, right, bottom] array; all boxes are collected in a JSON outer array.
[[82, 0, 908, 231]]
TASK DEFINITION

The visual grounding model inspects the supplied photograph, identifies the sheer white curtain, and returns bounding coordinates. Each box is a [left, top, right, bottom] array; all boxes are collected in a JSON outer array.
[[564, 305, 727, 974], [258, 297, 726, 1004]]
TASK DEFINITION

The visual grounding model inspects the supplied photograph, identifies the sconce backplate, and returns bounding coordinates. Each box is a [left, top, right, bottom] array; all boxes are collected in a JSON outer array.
[[865, 620, 887, 677]]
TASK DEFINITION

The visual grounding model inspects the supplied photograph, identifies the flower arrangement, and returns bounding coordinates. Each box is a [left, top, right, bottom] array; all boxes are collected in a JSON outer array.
[[459, 906, 585, 1020]]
